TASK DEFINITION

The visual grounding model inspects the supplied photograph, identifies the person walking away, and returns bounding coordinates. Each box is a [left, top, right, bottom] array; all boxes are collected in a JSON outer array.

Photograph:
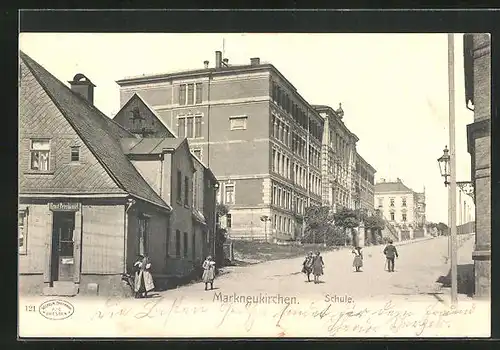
[[202, 256, 216, 290], [383, 240, 399, 272], [301, 251, 314, 282], [352, 246, 363, 272], [312, 251, 324, 284], [134, 255, 155, 298]]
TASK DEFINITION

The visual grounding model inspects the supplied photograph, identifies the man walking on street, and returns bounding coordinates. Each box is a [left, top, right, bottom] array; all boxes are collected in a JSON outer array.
[[383, 240, 398, 272]]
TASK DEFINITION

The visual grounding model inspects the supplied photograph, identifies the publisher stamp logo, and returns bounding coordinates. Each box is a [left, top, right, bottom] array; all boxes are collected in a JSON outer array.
[[39, 299, 74, 320]]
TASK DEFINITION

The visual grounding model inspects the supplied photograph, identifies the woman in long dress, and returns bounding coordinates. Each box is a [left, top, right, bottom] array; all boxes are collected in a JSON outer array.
[[352, 246, 363, 272], [312, 251, 324, 284], [134, 255, 155, 298], [202, 256, 216, 291], [301, 251, 314, 282]]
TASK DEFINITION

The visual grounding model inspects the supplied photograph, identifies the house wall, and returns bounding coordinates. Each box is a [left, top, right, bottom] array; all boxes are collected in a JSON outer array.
[[131, 159, 163, 197], [470, 33, 491, 298], [126, 201, 170, 275], [18, 199, 127, 296], [166, 143, 196, 275], [80, 204, 125, 274], [19, 59, 121, 195], [375, 192, 415, 224]]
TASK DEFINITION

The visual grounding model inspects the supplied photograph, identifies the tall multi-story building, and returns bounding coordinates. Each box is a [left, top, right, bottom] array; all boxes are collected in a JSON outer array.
[[463, 33, 491, 297], [313, 105, 357, 211], [115, 52, 324, 240], [313, 105, 376, 214], [374, 178, 426, 227], [353, 152, 376, 214]]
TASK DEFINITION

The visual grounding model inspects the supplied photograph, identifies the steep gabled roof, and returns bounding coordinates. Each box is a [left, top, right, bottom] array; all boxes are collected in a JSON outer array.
[[121, 137, 184, 154], [135, 93, 177, 137], [375, 181, 413, 193], [20, 51, 170, 211]]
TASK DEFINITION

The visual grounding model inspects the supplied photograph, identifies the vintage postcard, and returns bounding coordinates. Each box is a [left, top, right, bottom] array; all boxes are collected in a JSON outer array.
[[18, 32, 491, 338]]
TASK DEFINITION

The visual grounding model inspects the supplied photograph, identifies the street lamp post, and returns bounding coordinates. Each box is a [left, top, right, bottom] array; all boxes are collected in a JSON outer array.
[[436, 34, 458, 306]]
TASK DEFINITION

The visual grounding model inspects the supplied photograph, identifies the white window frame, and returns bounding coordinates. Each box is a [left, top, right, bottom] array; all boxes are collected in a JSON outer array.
[[179, 82, 203, 106], [224, 183, 235, 205], [30, 139, 51, 172], [177, 115, 203, 139], [229, 115, 248, 131], [18, 209, 28, 255]]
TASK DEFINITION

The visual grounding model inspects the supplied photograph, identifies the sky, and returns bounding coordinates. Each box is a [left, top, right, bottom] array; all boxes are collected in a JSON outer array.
[[19, 33, 476, 223]]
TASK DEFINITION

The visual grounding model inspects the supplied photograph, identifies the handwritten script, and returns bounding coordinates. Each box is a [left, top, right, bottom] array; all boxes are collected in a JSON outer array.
[[90, 296, 477, 337]]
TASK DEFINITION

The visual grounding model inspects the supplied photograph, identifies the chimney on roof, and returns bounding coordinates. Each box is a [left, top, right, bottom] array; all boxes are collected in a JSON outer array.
[[397, 177, 402, 183], [204, 60, 209, 69], [69, 73, 95, 104], [380, 178, 386, 183], [215, 51, 222, 68], [223, 58, 229, 66], [250, 57, 260, 66]]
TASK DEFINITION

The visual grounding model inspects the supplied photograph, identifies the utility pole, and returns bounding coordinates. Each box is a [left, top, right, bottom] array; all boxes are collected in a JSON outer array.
[[447, 33, 458, 305]]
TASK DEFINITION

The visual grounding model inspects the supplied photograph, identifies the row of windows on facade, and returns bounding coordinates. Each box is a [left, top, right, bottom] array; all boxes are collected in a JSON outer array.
[[177, 114, 249, 139], [355, 162, 375, 185], [378, 197, 408, 207], [136, 215, 204, 260], [388, 212, 407, 222], [273, 214, 295, 235], [329, 130, 352, 164], [270, 80, 322, 141], [271, 114, 321, 166], [271, 183, 308, 215], [271, 149, 321, 195], [29, 139, 80, 172], [178, 83, 203, 106]]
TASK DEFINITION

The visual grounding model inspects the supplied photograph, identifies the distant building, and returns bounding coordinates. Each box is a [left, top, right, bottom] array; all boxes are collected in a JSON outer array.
[[463, 33, 491, 297], [374, 178, 426, 228]]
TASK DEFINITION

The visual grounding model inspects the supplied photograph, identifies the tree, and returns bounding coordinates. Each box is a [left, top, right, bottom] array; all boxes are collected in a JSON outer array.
[[437, 222, 449, 236], [216, 202, 229, 218], [364, 215, 385, 245], [333, 207, 360, 246], [302, 205, 347, 245]]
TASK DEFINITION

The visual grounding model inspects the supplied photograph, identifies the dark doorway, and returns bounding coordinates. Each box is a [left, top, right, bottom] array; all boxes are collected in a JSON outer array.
[[51, 211, 76, 284]]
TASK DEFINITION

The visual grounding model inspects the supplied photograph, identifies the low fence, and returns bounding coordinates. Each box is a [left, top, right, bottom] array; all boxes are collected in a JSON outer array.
[[457, 221, 475, 235]]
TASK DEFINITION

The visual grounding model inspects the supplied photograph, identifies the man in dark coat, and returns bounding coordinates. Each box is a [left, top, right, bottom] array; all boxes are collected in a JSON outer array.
[[383, 240, 399, 272]]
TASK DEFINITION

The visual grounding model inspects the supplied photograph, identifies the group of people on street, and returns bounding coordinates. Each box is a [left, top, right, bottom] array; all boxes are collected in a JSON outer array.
[[301, 251, 325, 283], [130, 240, 400, 298], [301, 240, 400, 281]]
